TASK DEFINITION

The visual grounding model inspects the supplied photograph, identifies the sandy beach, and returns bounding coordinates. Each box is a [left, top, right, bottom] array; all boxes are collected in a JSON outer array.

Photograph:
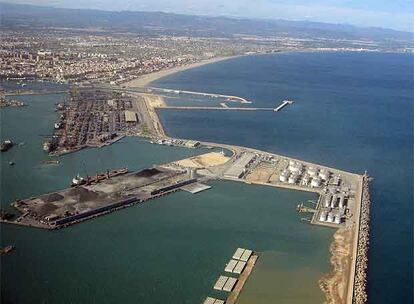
[[124, 55, 241, 88]]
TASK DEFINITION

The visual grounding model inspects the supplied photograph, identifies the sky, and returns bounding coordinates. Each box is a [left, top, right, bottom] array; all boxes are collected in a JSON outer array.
[[6, 0, 414, 32]]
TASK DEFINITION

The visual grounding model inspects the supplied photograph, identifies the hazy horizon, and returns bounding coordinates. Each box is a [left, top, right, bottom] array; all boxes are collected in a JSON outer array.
[[3, 0, 414, 32]]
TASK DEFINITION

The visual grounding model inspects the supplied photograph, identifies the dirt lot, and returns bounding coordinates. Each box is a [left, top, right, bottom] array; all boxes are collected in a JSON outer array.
[[175, 152, 229, 168]]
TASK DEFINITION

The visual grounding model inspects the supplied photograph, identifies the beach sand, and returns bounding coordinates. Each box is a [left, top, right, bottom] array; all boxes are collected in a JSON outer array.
[[123, 56, 240, 88]]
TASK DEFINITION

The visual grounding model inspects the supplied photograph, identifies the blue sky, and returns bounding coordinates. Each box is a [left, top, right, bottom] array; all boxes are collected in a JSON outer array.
[[7, 0, 414, 31]]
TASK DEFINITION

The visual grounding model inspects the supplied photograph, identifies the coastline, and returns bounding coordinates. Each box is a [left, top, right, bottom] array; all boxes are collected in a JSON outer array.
[[4, 52, 369, 303], [123, 55, 243, 88]]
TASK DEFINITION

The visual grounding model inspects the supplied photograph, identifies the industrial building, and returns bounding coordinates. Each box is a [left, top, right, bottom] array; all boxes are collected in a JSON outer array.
[[224, 153, 255, 179]]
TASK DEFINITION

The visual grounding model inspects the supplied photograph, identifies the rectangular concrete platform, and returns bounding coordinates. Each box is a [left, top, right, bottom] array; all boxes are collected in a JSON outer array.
[[232, 248, 245, 260], [213, 275, 229, 291], [233, 261, 246, 274], [224, 259, 238, 273], [240, 249, 252, 262], [223, 277, 238, 292], [181, 182, 212, 194]]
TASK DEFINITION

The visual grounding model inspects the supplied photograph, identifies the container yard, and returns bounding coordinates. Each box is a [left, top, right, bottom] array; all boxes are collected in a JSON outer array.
[[45, 88, 142, 155]]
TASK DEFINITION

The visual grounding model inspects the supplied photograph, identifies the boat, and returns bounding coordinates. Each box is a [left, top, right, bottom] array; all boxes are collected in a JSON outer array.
[[0, 139, 13, 152], [43, 140, 52, 152], [71, 168, 129, 187], [71, 174, 86, 187], [0, 245, 14, 255], [9, 161, 15, 166]]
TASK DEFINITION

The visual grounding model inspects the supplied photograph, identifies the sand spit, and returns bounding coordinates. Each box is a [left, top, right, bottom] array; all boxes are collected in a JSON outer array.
[[319, 228, 352, 304]]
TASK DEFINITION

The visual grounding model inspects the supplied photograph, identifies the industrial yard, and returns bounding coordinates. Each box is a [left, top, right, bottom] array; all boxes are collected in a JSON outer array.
[[45, 89, 142, 154]]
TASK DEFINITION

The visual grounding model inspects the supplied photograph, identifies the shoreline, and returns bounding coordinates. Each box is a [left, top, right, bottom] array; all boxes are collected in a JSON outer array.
[[123, 55, 244, 88]]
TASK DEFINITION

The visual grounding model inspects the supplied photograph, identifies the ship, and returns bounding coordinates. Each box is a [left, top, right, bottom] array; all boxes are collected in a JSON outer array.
[[0, 139, 13, 152], [0, 245, 14, 255], [43, 141, 51, 152], [71, 168, 129, 187], [41, 160, 60, 165], [71, 174, 86, 186]]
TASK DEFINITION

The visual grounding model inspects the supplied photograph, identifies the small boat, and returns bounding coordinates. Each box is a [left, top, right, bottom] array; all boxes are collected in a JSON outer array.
[[9, 161, 15, 166], [0, 245, 14, 255], [0, 139, 13, 152], [43, 141, 51, 152]]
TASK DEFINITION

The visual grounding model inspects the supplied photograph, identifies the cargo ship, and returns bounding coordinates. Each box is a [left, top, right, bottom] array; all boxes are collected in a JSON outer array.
[[0, 139, 13, 152], [71, 168, 129, 187]]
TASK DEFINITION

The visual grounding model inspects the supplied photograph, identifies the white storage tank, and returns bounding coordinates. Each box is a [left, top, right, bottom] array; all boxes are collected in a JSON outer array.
[[288, 173, 299, 184], [311, 177, 322, 188], [319, 169, 330, 180]]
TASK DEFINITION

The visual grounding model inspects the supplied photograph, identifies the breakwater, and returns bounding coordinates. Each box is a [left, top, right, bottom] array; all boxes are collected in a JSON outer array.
[[352, 173, 372, 304]]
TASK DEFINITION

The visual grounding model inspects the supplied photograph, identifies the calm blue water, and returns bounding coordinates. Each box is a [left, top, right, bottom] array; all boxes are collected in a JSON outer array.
[[154, 52, 414, 304]]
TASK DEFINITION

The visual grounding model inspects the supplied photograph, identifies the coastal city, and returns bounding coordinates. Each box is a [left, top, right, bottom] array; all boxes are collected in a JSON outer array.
[[1, 2, 412, 304], [1, 26, 412, 85]]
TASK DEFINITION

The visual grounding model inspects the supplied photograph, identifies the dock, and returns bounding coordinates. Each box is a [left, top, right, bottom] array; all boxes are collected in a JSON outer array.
[[232, 248, 245, 260], [3, 166, 201, 229], [159, 106, 274, 111], [181, 182, 211, 194], [223, 277, 238, 292], [224, 259, 238, 273], [213, 276, 229, 291], [203, 297, 225, 304], [226, 254, 259, 304], [274, 100, 294, 112]]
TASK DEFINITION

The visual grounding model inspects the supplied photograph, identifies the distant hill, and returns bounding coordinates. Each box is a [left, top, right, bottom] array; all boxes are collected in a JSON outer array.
[[1, 2, 413, 41]]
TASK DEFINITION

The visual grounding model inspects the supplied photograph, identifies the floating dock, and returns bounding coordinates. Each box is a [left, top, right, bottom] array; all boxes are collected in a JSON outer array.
[[223, 277, 238, 292], [240, 249, 253, 262], [203, 297, 225, 304], [213, 275, 238, 292], [213, 276, 229, 291], [233, 261, 246, 275], [232, 248, 245, 260], [224, 259, 238, 273]]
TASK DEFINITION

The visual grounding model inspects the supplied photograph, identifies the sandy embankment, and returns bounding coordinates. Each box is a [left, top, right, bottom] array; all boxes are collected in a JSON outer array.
[[124, 56, 240, 88], [319, 227, 352, 304]]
